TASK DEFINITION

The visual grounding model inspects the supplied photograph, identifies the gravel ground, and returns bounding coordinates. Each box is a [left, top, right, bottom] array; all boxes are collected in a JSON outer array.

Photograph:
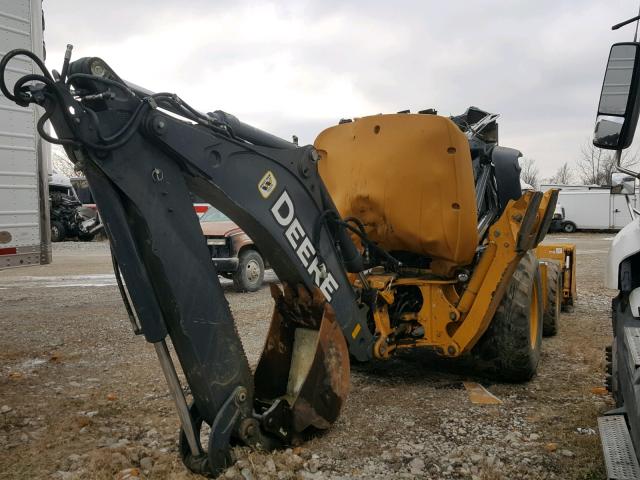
[[0, 234, 615, 479]]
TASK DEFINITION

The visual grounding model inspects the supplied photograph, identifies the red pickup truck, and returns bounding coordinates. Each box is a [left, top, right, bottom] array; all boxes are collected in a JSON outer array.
[[199, 207, 265, 292]]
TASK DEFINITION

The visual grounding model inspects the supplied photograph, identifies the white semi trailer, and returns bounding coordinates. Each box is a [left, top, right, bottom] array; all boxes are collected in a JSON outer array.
[[0, 0, 50, 269], [541, 183, 637, 231]]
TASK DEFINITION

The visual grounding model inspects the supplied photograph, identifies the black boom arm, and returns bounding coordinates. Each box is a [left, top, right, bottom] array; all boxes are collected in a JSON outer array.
[[0, 49, 374, 476]]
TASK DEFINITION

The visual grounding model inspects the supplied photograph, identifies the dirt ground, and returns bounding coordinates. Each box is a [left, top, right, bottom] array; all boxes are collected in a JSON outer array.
[[0, 233, 617, 479]]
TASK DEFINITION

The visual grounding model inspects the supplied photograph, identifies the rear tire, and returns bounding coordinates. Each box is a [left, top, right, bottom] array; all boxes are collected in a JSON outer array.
[[562, 221, 576, 233], [51, 221, 66, 242], [233, 249, 264, 292], [542, 261, 562, 337], [471, 251, 543, 382]]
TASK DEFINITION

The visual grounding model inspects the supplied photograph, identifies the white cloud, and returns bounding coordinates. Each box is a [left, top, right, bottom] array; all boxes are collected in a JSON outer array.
[[42, 0, 640, 176]]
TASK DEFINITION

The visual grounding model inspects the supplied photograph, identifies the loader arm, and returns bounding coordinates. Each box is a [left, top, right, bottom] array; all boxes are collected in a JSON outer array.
[[0, 49, 374, 476]]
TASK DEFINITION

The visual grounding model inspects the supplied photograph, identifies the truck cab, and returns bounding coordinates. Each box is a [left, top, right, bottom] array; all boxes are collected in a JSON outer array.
[[199, 207, 266, 292], [593, 36, 640, 478]]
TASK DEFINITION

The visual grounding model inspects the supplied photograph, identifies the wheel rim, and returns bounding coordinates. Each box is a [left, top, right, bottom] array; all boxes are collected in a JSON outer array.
[[51, 226, 59, 239], [529, 277, 540, 349], [245, 259, 260, 284]]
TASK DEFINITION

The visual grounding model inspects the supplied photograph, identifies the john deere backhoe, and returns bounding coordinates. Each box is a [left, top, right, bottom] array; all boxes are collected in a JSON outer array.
[[1, 47, 557, 477]]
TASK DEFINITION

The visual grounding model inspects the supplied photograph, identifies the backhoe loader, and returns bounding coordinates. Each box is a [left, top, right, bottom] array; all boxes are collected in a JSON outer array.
[[1, 46, 558, 477]]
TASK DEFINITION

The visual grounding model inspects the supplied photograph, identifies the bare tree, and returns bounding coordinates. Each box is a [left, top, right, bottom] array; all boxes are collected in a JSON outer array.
[[576, 138, 639, 185], [550, 162, 573, 185], [519, 157, 539, 188], [51, 145, 78, 177]]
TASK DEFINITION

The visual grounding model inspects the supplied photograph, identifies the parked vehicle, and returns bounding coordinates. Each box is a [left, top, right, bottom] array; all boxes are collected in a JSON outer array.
[[199, 207, 266, 292], [541, 184, 636, 231], [48, 171, 102, 242], [0, 0, 50, 270], [50, 191, 101, 242], [589, 26, 640, 477], [546, 203, 578, 233]]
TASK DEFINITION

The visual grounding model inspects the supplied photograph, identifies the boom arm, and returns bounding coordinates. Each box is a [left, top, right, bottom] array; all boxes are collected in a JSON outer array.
[[0, 49, 374, 476]]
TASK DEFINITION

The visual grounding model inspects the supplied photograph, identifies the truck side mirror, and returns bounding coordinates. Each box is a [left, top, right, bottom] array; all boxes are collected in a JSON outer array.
[[611, 172, 636, 194], [594, 42, 640, 150]]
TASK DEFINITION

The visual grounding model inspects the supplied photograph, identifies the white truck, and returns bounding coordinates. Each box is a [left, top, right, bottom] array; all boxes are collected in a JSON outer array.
[[0, 0, 50, 269], [540, 183, 637, 231]]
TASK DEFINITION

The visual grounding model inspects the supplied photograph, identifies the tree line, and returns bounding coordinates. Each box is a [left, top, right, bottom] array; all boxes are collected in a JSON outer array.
[[520, 138, 639, 188]]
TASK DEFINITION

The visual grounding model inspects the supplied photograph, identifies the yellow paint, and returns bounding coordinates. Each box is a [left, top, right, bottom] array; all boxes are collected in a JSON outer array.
[[528, 268, 541, 349], [538, 261, 549, 311], [360, 189, 559, 358], [315, 113, 478, 276], [535, 243, 577, 307], [314, 112, 561, 359], [451, 191, 548, 352], [351, 323, 362, 339]]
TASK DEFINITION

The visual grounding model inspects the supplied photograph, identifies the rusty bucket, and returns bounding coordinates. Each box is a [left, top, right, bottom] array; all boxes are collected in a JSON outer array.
[[253, 283, 350, 443]]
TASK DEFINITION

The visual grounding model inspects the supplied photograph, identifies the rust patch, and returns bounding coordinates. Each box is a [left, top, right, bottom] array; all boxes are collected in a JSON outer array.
[[254, 283, 350, 437]]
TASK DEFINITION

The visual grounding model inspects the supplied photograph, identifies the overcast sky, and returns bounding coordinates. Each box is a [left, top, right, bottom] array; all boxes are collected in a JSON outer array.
[[43, 0, 640, 178]]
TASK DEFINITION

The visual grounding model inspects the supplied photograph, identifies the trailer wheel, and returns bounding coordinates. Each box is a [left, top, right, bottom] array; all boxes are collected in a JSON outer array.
[[562, 221, 577, 233], [471, 251, 543, 382], [51, 221, 66, 242], [542, 261, 562, 337], [233, 249, 264, 292]]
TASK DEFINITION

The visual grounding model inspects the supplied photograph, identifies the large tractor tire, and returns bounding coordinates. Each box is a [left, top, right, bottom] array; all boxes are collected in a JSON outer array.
[[542, 261, 562, 337], [471, 251, 544, 382]]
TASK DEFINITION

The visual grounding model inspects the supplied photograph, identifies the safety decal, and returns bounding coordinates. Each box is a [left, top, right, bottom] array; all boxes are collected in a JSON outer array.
[[258, 171, 277, 199]]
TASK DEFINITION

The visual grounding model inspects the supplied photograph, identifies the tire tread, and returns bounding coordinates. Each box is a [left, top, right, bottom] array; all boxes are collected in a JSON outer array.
[[470, 251, 543, 382]]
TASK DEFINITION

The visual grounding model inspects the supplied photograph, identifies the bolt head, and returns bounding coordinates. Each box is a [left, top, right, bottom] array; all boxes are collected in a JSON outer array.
[[152, 116, 167, 135]]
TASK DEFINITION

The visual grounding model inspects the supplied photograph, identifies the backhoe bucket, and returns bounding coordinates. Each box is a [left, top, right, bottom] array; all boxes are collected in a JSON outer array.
[[254, 284, 350, 441]]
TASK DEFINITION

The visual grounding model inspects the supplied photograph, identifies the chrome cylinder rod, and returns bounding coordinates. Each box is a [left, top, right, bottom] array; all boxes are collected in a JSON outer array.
[[154, 340, 200, 456]]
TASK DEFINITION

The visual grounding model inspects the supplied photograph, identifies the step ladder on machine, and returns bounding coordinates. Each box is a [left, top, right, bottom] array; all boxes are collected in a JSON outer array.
[[598, 415, 640, 480], [598, 325, 640, 479]]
